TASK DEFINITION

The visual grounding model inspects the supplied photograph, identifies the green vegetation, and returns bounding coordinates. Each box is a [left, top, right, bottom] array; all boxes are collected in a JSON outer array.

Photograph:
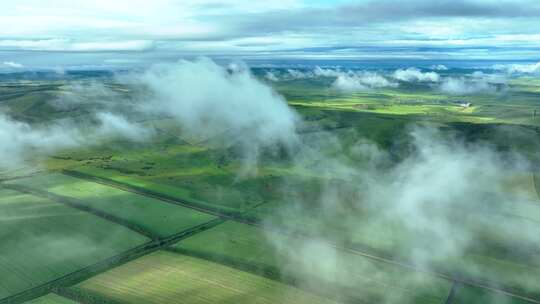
[[5, 173, 217, 239], [25, 293, 78, 304], [68, 250, 339, 304], [173, 221, 452, 304], [0, 188, 147, 299], [1, 72, 540, 303]]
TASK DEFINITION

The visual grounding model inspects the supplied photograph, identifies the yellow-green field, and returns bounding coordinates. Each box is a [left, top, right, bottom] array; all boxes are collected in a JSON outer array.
[[70, 251, 339, 304]]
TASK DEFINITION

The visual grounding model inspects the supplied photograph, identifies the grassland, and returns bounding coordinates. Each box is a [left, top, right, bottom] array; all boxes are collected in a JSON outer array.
[[0, 188, 147, 299], [67, 250, 339, 304], [44, 140, 285, 217]]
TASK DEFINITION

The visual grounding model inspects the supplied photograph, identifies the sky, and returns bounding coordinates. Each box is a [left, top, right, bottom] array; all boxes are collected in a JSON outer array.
[[1, 0, 540, 69]]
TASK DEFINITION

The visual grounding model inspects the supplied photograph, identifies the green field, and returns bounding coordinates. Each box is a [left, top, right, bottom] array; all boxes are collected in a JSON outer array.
[[5, 173, 217, 239], [0, 188, 147, 299], [67, 250, 339, 304], [25, 293, 78, 304], [173, 221, 452, 304]]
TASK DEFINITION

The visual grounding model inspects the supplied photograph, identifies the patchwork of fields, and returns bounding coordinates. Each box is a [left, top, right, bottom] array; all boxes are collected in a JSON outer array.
[[1, 169, 538, 303], [66, 251, 339, 304], [0, 188, 147, 300], [0, 74, 539, 304]]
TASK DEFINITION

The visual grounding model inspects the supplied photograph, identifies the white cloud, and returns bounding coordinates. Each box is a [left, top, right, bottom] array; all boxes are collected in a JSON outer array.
[[493, 62, 540, 74], [281, 67, 398, 91], [430, 64, 448, 71], [471, 71, 507, 84], [265, 71, 279, 82], [439, 76, 501, 95], [131, 58, 300, 172], [287, 69, 313, 79], [332, 72, 398, 91], [358, 72, 398, 88], [313, 66, 342, 77], [332, 75, 369, 91], [96, 112, 154, 141], [2, 61, 24, 68], [0, 114, 82, 168], [393, 68, 440, 82]]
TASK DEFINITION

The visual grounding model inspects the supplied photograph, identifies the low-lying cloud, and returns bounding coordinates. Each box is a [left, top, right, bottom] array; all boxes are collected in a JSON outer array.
[[493, 62, 540, 74], [0, 114, 81, 168], [1, 61, 24, 69], [262, 124, 535, 301], [0, 111, 149, 169], [268, 66, 399, 91], [95, 112, 154, 142], [128, 58, 300, 172], [393, 68, 440, 82], [430, 64, 448, 71], [1, 58, 302, 172], [439, 76, 503, 95], [264, 66, 510, 96], [332, 72, 398, 91]]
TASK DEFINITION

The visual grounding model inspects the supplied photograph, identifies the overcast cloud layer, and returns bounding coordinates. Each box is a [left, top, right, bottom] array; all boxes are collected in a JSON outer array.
[[1, 0, 540, 68]]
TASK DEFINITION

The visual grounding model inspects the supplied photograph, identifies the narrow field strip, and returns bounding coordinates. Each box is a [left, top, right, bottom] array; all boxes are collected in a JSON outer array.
[[444, 282, 458, 304], [0, 218, 225, 304], [533, 172, 540, 201], [24, 293, 78, 304]]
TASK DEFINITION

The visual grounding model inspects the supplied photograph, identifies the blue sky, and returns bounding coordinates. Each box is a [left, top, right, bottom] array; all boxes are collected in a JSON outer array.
[[1, 0, 540, 70]]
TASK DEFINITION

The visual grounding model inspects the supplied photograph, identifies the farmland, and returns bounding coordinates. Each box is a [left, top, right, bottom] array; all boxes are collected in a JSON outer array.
[[4, 173, 217, 239], [172, 221, 452, 304], [0, 188, 147, 300], [0, 66, 539, 304], [26, 294, 78, 304], [66, 251, 339, 304]]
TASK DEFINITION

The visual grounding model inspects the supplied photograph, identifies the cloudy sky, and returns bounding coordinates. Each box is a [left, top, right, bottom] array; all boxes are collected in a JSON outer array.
[[1, 0, 540, 69]]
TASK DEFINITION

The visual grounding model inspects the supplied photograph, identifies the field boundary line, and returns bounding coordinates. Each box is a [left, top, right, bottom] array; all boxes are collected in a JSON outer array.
[[61, 169, 540, 303], [54, 287, 123, 304], [0, 171, 45, 183], [0, 218, 226, 304], [533, 172, 540, 202], [0, 183, 159, 240], [444, 282, 459, 304]]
